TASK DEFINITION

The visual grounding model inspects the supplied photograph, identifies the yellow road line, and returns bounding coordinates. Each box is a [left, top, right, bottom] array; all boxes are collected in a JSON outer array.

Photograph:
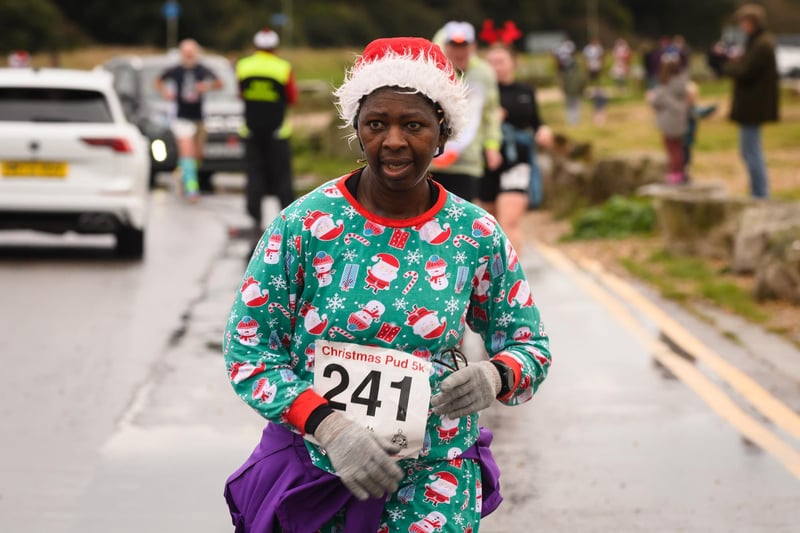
[[578, 256, 800, 443], [533, 241, 800, 480]]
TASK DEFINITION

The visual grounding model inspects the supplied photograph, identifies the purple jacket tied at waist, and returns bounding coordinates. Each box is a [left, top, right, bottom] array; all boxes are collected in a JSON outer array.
[[224, 423, 503, 533]]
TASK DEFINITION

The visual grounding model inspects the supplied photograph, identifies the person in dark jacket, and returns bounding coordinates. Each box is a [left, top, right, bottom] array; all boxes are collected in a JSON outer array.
[[724, 3, 780, 198]]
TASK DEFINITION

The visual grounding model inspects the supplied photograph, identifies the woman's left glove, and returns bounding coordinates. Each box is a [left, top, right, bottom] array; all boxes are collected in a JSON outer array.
[[431, 361, 501, 419]]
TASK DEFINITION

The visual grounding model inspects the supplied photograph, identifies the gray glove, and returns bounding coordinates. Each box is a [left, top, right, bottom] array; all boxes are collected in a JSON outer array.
[[313, 412, 404, 501], [431, 361, 502, 419]]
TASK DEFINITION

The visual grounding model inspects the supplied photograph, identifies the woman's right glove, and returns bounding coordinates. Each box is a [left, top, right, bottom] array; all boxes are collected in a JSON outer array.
[[313, 412, 404, 501]]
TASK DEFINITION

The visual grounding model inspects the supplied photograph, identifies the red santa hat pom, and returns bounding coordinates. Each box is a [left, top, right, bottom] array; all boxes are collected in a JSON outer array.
[[237, 316, 258, 329], [312, 251, 333, 268], [334, 37, 468, 140], [254, 28, 279, 49], [373, 253, 400, 270], [425, 255, 446, 271]]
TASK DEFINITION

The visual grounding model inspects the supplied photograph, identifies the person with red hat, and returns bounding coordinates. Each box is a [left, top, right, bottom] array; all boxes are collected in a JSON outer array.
[[222, 36, 551, 532]]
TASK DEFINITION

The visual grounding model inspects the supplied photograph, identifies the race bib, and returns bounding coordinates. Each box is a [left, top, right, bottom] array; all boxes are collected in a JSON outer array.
[[312, 340, 432, 459]]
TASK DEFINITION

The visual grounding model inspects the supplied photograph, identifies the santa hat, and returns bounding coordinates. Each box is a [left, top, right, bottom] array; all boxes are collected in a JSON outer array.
[[425, 255, 446, 271], [268, 229, 281, 246], [312, 251, 333, 269], [237, 316, 258, 330], [334, 37, 469, 139], [507, 279, 532, 306], [303, 210, 344, 241], [254, 28, 279, 50], [363, 220, 384, 236], [373, 253, 399, 270], [347, 312, 370, 331], [512, 326, 532, 342], [472, 217, 495, 237], [430, 471, 458, 494]]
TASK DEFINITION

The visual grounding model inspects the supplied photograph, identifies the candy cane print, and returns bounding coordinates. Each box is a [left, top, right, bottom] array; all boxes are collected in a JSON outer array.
[[445, 328, 459, 342], [344, 233, 370, 246], [402, 271, 419, 294], [268, 302, 291, 319], [453, 234, 479, 248], [328, 326, 355, 340], [493, 289, 506, 303]]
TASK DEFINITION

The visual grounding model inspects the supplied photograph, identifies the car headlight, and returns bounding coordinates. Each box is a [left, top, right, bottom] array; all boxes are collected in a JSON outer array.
[[151, 139, 168, 162]]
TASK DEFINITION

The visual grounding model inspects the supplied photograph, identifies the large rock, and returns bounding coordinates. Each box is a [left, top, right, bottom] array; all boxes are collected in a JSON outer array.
[[542, 143, 665, 218], [646, 184, 752, 259], [732, 203, 800, 274], [754, 227, 800, 304]]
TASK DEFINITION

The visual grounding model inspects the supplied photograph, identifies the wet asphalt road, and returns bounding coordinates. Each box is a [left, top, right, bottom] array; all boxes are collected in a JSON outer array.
[[0, 183, 798, 533]]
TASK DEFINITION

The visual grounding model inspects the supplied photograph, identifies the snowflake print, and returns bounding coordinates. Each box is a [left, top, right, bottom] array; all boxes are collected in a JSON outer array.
[[269, 274, 287, 290], [497, 311, 514, 327], [388, 508, 405, 522], [294, 334, 303, 348], [453, 513, 464, 526], [342, 249, 358, 261], [228, 310, 239, 324], [445, 296, 460, 313], [445, 204, 466, 221], [326, 293, 346, 312], [404, 249, 423, 265], [393, 297, 408, 311], [343, 206, 358, 219], [285, 384, 300, 398], [268, 317, 279, 328], [285, 211, 301, 222], [493, 232, 502, 248], [454, 251, 467, 264]]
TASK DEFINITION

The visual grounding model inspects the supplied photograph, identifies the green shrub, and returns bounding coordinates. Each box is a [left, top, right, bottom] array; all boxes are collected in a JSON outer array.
[[566, 195, 656, 240]]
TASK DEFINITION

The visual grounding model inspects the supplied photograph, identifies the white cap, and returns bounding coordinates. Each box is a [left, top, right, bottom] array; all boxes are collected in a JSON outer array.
[[254, 28, 279, 50], [442, 21, 475, 44]]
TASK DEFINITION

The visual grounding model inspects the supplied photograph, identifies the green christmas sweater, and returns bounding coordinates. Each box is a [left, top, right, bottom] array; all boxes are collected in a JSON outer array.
[[223, 170, 551, 472]]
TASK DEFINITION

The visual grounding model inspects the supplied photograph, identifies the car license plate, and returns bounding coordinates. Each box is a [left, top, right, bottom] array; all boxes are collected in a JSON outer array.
[[203, 142, 244, 158], [2, 161, 68, 178]]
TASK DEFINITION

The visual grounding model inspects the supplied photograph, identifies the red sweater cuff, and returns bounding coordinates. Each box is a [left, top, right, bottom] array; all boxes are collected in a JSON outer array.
[[286, 389, 329, 432], [491, 353, 523, 401]]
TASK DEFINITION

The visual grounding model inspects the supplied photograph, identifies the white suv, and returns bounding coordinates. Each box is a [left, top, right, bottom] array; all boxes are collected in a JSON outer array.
[[0, 68, 150, 258]]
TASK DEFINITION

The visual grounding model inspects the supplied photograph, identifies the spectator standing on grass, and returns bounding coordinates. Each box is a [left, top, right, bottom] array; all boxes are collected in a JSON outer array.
[[611, 37, 633, 90], [236, 28, 298, 239], [156, 39, 222, 199], [648, 56, 689, 185], [430, 21, 503, 201], [583, 38, 605, 82], [560, 47, 587, 126], [723, 3, 780, 199], [683, 80, 718, 181]]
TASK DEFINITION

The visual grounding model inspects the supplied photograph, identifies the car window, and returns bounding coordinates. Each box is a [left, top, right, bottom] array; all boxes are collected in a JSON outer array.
[[112, 66, 138, 100], [141, 59, 239, 102], [0, 88, 113, 123]]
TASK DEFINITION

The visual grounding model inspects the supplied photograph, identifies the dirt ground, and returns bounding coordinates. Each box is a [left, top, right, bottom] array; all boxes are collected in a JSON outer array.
[[522, 210, 800, 345]]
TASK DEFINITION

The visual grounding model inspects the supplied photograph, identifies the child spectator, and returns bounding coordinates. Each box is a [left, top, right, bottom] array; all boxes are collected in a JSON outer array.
[[648, 57, 689, 184]]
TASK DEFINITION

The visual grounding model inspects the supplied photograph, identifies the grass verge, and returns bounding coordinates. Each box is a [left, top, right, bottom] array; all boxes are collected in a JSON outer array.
[[620, 250, 768, 323]]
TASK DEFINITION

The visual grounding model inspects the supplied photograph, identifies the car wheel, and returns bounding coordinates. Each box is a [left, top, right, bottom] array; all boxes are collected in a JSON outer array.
[[198, 170, 214, 193], [149, 168, 159, 189], [116, 226, 145, 259]]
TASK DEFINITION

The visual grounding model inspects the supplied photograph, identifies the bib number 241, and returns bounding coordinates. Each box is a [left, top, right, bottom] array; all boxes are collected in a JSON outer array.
[[313, 340, 432, 458]]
